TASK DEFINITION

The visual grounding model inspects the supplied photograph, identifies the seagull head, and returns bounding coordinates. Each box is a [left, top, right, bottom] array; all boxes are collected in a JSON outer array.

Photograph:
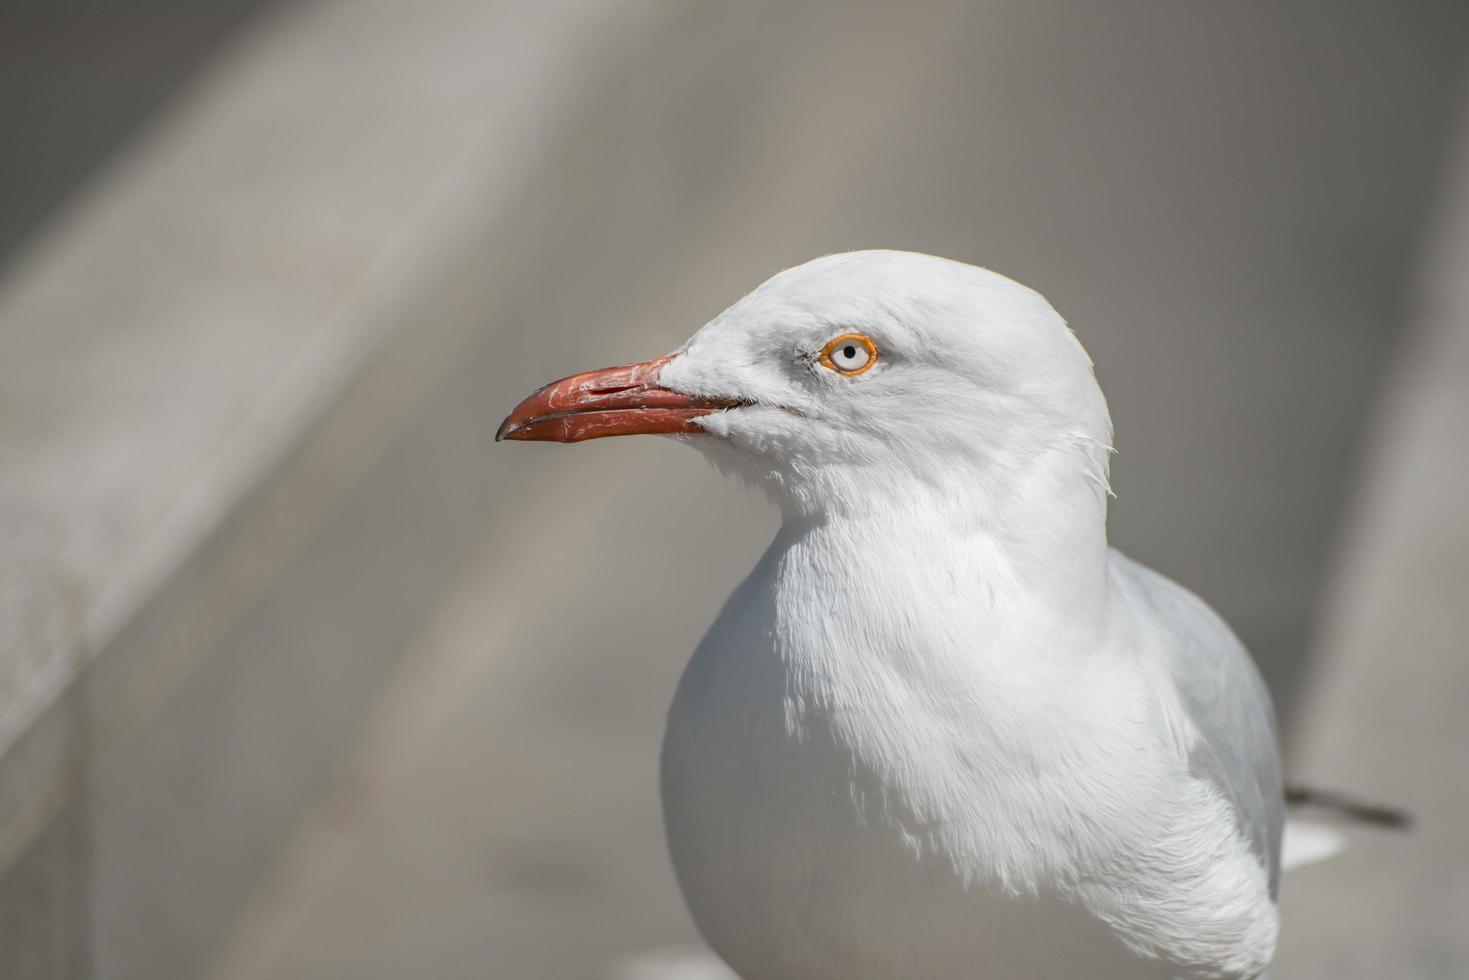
[[498, 250, 1112, 520]]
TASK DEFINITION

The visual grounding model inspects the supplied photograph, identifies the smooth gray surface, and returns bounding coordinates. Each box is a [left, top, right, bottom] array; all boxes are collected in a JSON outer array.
[[201, 2, 1468, 978], [0, 0, 666, 976], [0, 0, 659, 767], [0, 0, 281, 271], [1274, 105, 1469, 979]]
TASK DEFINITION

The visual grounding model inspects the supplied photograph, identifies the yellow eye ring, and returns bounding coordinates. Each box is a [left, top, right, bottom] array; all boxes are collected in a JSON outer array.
[[819, 333, 878, 376]]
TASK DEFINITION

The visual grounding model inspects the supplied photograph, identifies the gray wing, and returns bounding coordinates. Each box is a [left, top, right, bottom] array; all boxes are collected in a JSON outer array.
[[1110, 550, 1285, 897]]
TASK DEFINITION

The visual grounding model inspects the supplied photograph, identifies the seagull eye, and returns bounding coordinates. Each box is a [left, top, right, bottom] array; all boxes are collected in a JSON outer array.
[[819, 333, 878, 376]]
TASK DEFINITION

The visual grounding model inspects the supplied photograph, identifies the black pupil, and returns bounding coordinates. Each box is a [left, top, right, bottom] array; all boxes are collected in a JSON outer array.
[[842, 345, 857, 359]]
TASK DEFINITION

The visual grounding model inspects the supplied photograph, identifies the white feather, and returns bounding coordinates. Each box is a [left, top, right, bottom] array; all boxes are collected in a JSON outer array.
[[651, 252, 1283, 979], [1280, 820, 1347, 872]]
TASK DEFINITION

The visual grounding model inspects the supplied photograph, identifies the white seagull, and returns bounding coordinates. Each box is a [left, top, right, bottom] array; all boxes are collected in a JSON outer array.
[[498, 251, 1297, 979]]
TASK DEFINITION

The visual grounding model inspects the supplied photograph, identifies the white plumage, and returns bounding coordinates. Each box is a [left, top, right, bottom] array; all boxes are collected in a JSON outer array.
[[503, 251, 1286, 979]]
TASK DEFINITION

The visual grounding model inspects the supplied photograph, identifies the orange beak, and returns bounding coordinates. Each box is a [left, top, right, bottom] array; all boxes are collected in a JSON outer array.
[[495, 354, 745, 444]]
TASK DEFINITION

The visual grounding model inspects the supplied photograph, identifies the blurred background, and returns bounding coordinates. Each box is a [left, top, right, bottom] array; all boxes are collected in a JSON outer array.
[[2, 1, 1467, 977]]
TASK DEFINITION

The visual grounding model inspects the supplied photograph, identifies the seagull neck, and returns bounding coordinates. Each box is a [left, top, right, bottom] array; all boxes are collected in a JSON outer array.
[[783, 450, 1112, 624]]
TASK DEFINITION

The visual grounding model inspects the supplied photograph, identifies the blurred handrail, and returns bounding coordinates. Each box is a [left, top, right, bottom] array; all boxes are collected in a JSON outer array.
[[0, 0, 668, 975], [1275, 71, 1469, 976]]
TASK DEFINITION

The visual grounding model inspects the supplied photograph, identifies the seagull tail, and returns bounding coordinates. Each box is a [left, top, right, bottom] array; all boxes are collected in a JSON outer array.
[[1279, 784, 1412, 874], [1283, 784, 1413, 830], [1280, 819, 1347, 872]]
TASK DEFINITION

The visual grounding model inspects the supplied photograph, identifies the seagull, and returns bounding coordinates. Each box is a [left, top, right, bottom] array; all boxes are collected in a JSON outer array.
[[497, 250, 1290, 979]]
